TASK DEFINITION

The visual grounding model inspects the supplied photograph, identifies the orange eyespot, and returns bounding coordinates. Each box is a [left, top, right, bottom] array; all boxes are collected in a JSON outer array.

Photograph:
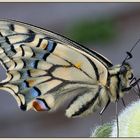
[[32, 100, 45, 111]]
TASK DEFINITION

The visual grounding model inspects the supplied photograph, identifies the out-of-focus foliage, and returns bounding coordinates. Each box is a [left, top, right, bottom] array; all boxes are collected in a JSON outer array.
[[111, 100, 140, 137], [91, 123, 112, 137], [66, 18, 117, 44], [91, 99, 140, 137]]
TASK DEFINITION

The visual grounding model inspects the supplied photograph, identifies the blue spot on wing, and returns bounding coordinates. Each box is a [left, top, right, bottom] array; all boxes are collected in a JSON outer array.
[[47, 41, 53, 51], [47, 40, 56, 52], [21, 87, 41, 103], [20, 82, 28, 90], [28, 61, 36, 67], [16, 81, 28, 91], [35, 51, 46, 59], [29, 88, 40, 97], [24, 59, 37, 68]]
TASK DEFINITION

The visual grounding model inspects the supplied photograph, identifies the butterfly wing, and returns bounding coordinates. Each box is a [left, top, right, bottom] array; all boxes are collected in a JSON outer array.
[[0, 19, 112, 116]]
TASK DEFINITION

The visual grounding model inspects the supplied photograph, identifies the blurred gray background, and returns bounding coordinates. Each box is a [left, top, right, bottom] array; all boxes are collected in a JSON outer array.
[[0, 3, 140, 137]]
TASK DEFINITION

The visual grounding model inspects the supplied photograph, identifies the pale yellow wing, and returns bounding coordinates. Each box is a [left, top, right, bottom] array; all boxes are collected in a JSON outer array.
[[0, 19, 112, 117]]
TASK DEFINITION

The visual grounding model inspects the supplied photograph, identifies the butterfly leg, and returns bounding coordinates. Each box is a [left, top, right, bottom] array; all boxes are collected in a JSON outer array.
[[122, 77, 140, 97], [130, 77, 140, 98], [121, 98, 126, 107], [115, 100, 119, 137]]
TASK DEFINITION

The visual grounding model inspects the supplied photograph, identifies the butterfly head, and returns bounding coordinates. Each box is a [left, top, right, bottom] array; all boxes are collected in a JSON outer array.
[[120, 38, 140, 91], [119, 62, 133, 90]]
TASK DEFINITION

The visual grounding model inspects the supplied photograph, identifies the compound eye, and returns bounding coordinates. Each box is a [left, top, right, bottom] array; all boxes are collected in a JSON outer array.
[[128, 73, 133, 80], [120, 66, 127, 74]]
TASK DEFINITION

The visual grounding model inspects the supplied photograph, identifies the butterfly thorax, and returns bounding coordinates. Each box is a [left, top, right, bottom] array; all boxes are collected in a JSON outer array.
[[107, 63, 133, 102]]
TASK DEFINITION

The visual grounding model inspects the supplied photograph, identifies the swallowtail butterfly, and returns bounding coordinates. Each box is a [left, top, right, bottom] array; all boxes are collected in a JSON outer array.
[[0, 19, 139, 122]]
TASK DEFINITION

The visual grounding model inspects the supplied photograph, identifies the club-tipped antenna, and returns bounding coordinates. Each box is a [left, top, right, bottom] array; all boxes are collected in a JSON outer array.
[[129, 38, 140, 53], [122, 38, 140, 65]]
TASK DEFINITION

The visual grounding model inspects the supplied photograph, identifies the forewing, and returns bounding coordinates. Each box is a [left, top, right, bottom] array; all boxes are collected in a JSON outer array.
[[0, 19, 112, 112]]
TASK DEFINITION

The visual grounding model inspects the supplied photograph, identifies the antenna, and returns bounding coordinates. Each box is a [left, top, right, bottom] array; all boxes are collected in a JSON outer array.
[[122, 38, 140, 65]]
